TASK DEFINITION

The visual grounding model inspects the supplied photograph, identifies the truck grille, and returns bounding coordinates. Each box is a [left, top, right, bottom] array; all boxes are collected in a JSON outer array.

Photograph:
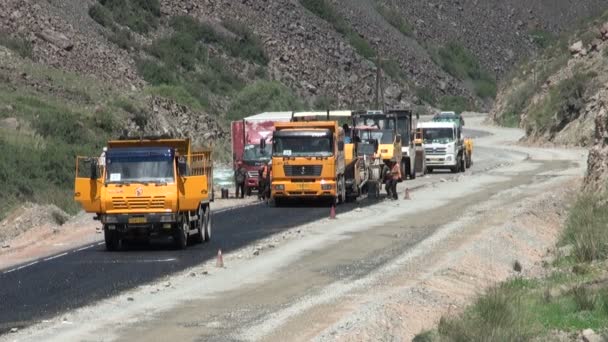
[[112, 196, 166, 210], [283, 165, 322, 177], [425, 147, 447, 155]]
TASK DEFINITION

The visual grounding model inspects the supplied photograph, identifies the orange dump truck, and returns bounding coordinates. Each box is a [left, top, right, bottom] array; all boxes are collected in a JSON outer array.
[[74, 138, 213, 250], [271, 120, 346, 206]]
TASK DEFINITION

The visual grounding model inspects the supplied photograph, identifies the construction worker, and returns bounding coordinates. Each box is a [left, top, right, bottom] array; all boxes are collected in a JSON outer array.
[[385, 161, 401, 200], [258, 162, 269, 201], [234, 161, 247, 199], [265, 161, 272, 202]]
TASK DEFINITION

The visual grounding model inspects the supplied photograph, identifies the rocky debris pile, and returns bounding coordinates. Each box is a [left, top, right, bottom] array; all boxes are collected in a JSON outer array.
[[584, 89, 608, 193], [125, 96, 227, 149], [0, 203, 70, 245], [0, 0, 141, 86]]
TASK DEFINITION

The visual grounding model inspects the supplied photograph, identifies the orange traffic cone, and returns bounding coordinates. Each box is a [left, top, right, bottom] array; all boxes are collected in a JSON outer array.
[[330, 204, 336, 219], [216, 249, 224, 268], [404, 188, 411, 200]]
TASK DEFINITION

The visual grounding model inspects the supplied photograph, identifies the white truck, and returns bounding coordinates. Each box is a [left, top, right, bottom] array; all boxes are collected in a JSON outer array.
[[417, 121, 466, 174]]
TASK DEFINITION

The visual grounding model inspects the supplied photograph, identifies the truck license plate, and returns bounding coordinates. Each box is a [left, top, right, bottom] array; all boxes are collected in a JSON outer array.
[[128, 217, 147, 224], [298, 183, 309, 189]]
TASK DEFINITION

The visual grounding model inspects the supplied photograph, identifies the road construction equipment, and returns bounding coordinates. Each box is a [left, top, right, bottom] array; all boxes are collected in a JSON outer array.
[[74, 138, 213, 250]]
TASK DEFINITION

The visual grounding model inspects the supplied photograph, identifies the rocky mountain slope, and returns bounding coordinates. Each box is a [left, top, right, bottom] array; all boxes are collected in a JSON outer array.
[[3, 0, 608, 112], [490, 14, 608, 192]]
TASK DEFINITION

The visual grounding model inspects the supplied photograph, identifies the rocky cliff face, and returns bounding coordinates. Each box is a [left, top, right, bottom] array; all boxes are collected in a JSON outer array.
[[584, 89, 608, 192]]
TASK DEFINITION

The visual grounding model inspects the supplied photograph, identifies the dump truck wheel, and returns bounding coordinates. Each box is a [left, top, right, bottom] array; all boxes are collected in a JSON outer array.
[[460, 155, 466, 173], [466, 154, 472, 169], [203, 205, 211, 242], [174, 216, 188, 249], [104, 227, 120, 251], [194, 207, 204, 244]]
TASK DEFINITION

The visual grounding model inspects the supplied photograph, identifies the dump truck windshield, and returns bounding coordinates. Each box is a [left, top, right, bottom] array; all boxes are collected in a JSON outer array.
[[423, 128, 454, 144], [357, 129, 394, 144], [105, 147, 175, 184], [243, 144, 272, 162], [273, 130, 333, 157]]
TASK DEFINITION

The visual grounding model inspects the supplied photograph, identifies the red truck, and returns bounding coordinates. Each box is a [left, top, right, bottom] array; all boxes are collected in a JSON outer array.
[[231, 112, 292, 196]]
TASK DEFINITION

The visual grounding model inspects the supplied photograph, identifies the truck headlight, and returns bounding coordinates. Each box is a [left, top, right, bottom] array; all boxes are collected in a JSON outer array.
[[160, 214, 176, 223], [274, 184, 285, 191], [104, 215, 118, 224], [446, 156, 453, 161], [321, 184, 333, 190]]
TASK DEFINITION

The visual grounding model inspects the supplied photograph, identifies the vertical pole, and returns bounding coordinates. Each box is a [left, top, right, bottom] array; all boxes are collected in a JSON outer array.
[[375, 51, 380, 110]]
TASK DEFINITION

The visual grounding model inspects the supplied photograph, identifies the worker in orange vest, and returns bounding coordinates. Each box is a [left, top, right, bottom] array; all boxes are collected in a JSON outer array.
[[385, 161, 401, 200]]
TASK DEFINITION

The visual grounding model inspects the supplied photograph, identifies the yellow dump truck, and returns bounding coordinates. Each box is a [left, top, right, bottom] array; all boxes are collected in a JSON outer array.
[[74, 138, 213, 250], [271, 120, 346, 206]]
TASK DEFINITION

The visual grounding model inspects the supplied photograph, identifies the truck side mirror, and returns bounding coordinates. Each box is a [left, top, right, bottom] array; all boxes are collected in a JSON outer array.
[[90, 160, 99, 180], [338, 141, 344, 152]]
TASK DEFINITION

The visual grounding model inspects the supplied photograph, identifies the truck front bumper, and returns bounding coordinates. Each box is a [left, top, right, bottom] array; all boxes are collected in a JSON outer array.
[[271, 180, 336, 199], [425, 154, 457, 168], [100, 213, 178, 238]]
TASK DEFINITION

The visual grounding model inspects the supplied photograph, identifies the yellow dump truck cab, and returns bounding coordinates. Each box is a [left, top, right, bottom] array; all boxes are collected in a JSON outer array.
[[271, 121, 346, 205], [74, 138, 213, 251]]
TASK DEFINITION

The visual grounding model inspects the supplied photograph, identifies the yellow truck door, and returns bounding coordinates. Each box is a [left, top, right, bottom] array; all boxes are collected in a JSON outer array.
[[178, 175, 209, 211], [74, 157, 103, 213]]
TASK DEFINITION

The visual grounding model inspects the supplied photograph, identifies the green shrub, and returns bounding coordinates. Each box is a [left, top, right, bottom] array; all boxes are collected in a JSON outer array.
[[89, 0, 160, 33], [169, 16, 221, 44], [299, 0, 346, 32], [527, 72, 594, 134], [89, 4, 114, 28], [0, 35, 33, 59], [137, 60, 177, 85], [432, 42, 497, 99], [347, 32, 376, 59], [529, 29, 556, 49], [147, 85, 205, 110], [438, 96, 470, 114], [299, 0, 375, 60], [499, 79, 535, 127], [376, 4, 413, 37], [107, 28, 137, 50], [227, 81, 303, 120], [382, 59, 406, 81], [571, 285, 597, 311], [438, 283, 534, 341], [561, 194, 608, 262], [416, 87, 436, 105], [222, 19, 269, 65], [314, 95, 337, 110]]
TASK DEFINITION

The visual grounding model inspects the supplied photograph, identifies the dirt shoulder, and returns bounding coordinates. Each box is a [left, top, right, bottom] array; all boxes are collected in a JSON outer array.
[[0, 196, 259, 271]]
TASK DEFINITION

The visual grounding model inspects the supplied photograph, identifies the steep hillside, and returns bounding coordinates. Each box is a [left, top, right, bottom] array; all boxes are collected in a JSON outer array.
[[492, 12, 608, 147], [491, 12, 608, 192]]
